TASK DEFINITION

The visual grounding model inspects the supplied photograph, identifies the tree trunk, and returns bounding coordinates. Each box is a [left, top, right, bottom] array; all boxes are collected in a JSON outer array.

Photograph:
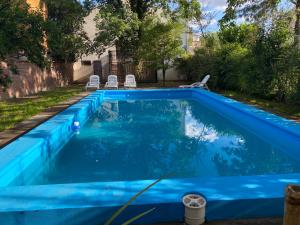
[[294, 0, 300, 49], [162, 67, 166, 87]]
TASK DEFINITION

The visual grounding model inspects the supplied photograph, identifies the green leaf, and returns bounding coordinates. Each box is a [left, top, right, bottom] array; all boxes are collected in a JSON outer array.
[[104, 178, 162, 225], [121, 208, 156, 225]]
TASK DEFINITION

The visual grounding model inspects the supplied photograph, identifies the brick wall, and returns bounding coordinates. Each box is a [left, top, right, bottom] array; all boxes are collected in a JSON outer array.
[[0, 61, 73, 99]]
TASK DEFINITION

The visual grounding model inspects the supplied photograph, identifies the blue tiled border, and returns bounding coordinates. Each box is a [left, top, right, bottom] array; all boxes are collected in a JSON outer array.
[[0, 88, 299, 225]]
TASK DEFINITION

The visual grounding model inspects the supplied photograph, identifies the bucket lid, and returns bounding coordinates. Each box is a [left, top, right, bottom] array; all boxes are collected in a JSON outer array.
[[183, 194, 206, 208]]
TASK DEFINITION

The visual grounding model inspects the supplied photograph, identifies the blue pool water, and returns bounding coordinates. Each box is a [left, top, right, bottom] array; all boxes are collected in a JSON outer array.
[[1, 90, 300, 225], [31, 98, 300, 185]]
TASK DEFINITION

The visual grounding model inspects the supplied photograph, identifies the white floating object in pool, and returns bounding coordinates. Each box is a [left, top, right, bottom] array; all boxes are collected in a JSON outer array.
[[73, 121, 80, 133], [183, 194, 206, 225]]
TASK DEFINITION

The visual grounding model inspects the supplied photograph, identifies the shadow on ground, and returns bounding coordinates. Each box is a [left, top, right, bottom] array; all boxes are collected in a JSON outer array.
[[152, 217, 282, 225]]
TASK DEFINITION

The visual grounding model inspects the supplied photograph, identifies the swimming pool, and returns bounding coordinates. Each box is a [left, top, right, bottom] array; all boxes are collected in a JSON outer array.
[[0, 89, 300, 225]]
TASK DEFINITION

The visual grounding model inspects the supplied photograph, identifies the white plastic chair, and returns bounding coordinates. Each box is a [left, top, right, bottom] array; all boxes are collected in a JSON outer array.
[[124, 74, 137, 88], [105, 75, 118, 89], [86, 75, 100, 90], [179, 75, 210, 90]]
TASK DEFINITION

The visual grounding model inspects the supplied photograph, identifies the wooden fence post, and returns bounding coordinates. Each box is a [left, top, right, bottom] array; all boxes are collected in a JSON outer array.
[[284, 185, 300, 225]]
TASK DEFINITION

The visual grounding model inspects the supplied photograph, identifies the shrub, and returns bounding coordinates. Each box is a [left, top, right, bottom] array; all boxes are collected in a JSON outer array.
[[177, 17, 300, 103]]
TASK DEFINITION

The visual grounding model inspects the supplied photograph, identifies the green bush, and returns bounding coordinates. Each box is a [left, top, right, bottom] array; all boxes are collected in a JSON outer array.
[[177, 14, 300, 103]]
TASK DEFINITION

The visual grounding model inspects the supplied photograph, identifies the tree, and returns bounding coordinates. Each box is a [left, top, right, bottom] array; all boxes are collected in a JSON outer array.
[[176, 33, 221, 83], [137, 19, 185, 85], [0, 0, 46, 89], [45, 0, 92, 63], [94, 0, 201, 58], [93, 3, 140, 57], [221, 0, 300, 48], [175, 10, 300, 101]]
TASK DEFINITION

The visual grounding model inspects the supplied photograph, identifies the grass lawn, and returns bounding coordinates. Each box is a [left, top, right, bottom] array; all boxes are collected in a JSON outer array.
[[220, 90, 300, 122], [0, 86, 83, 132]]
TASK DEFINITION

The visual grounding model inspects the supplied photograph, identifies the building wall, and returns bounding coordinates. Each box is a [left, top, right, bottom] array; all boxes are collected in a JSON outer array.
[[0, 1, 95, 99], [26, 0, 41, 9], [26, 0, 47, 17], [81, 9, 99, 62], [78, 9, 192, 82], [0, 0, 68, 99], [75, 9, 116, 82], [0, 62, 73, 99], [73, 9, 99, 81], [73, 61, 94, 81]]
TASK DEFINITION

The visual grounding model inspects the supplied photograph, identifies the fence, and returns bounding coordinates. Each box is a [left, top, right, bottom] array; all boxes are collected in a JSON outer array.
[[99, 51, 157, 83]]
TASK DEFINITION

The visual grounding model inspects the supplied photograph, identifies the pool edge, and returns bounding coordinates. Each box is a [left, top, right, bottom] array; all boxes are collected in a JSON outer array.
[[0, 88, 300, 224]]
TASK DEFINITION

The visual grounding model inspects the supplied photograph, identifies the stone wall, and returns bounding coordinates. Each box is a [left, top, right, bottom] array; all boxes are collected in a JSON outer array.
[[0, 61, 73, 99]]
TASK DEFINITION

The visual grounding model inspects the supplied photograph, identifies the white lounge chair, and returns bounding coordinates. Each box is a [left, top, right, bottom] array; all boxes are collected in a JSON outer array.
[[86, 75, 100, 90], [124, 74, 137, 88], [105, 75, 119, 89], [179, 75, 210, 90]]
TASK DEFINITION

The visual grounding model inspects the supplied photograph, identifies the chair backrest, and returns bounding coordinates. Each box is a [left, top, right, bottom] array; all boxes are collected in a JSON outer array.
[[200, 75, 210, 84], [90, 75, 100, 84], [107, 75, 118, 85], [191, 82, 202, 87], [125, 74, 136, 84]]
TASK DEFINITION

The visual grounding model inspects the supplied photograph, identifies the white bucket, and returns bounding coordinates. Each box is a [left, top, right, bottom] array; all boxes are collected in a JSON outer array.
[[182, 194, 206, 225]]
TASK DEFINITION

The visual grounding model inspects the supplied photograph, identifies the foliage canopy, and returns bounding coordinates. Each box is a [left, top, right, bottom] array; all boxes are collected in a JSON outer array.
[[137, 18, 185, 84], [94, 0, 201, 56], [221, 0, 300, 48], [45, 0, 92, 63], [0, 0, 46, 88], [178, 12, 300, 103]]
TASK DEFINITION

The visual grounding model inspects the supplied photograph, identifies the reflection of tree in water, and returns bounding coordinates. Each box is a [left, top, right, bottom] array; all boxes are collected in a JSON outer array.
[[92, 99, 203, 180], [212, 138, 300, 176], [45, 98, 300, 185], [184, 107, 219, 143], [92, 99, 300, 180], [187, 99, 300, 176], [98, 101, 120, 121], [187, 100, 240, 138]]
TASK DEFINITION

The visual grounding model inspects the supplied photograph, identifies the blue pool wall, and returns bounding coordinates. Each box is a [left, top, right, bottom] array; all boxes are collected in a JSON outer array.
[[0, 92, 103, 186], [191, 90, 300, 158], [0, 88, 300, 225], [0, 174, 298, 225], [0, 89, 191, 187]]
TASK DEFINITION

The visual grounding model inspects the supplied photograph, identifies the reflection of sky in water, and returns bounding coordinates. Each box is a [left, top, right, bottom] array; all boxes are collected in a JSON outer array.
[[184, 106, 248, 177], [29, 99, 300, 185], [185, 107, 219, 142]]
